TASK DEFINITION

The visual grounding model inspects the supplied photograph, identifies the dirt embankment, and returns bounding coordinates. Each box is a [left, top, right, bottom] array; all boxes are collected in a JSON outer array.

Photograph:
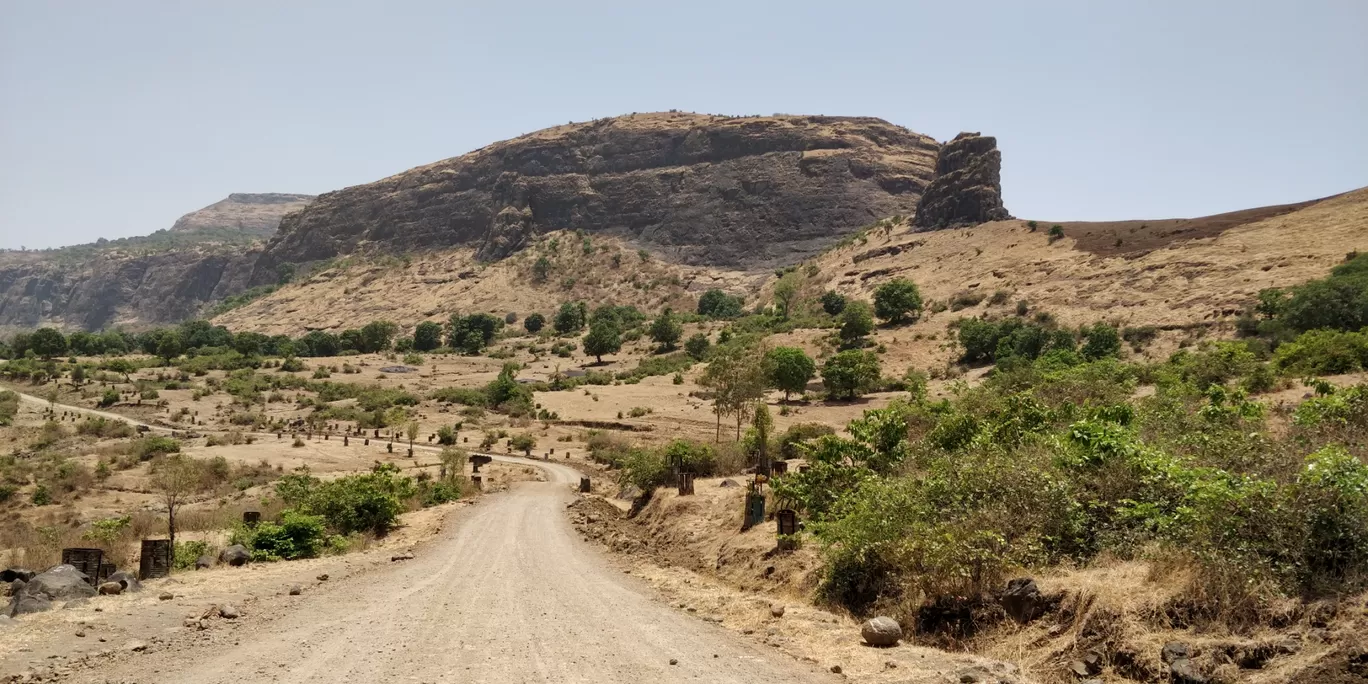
[[568, 478, 1368, 684]]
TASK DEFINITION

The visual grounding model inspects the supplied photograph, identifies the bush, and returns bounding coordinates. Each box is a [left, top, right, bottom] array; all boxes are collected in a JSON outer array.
[[173, 540, 212, 570], [430, 386, 488, 406], [766, 346, 816, 401], [276, 464, 412, 536], [1273, 329, 1368, 375], [684, 333, 710, 360], [76, 416, 135, 439], [697, 289, 744, 318], [279, 357, 306, 372], [524, 313, 546, 334], [510, 432, 537, 455], [233, 510, 328, 561], [130, 436, 181, 461]]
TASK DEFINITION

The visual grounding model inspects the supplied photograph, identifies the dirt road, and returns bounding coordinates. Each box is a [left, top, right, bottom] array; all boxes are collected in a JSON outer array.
[[53, 459, 830, 683], [8, 389, 834, 683]]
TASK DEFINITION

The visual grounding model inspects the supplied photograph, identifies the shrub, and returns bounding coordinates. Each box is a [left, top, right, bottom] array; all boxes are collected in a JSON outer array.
[[277, 464, 412, 536], [697, 289, 744, 319], [1079, 322, 1122, 361], [97, 388, 119, 408], [130, 435, 181, 461], [1048, 225, 1065, 242], [684, 333, 710, 360], [431, 386, 488, 406], [437, 425, 457, 445], [279, 357, 306, 372], [234, 510, 328, 561], [1273, 329, 1368, 375], [173, 540, 212, 570], [524, 313, 546, 334], [76, 416, 135, 439], [510, 433, 537, 455]]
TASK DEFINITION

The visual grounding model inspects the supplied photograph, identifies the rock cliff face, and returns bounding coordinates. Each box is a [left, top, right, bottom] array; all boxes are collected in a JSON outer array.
[[912, 132, 1010, 229], [169, 193, 314, 237], [249, 112, 940, 283], [0, 249, 259, 332], [0, 192, 307, 332]]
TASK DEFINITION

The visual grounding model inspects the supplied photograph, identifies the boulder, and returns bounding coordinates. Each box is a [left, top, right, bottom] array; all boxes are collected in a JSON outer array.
[[912, 132, 1011, 230], [770, 604, 786, 618], [9, 594, 52, 616], [718, 479, 740, 488], [219, 545, 251, 567], [616, 485, 644, 500], [1163, 641, 1192, 664], [218, 604, 241, 619], [1170, 658, 1208, 684], [98, 582, 124, 596], [106, 571, 142, 593], [194, 555, 213, 570], [158, 591, 174, 601], [288, 585, 302, 596], [6, 579, 24, 597], [15, 565, 97, 612], [861, 616, 903, 647], [1000, 578, 1043, 623]]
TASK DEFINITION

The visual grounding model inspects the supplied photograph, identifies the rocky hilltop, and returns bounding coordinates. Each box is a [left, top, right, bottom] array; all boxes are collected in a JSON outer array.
[[169, 193, 314, 237], [248, 112, 940, 283]]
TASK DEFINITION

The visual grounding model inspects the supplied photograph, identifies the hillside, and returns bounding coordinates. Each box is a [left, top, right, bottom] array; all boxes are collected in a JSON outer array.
[[245, 112, 942, 284], [0, 193, 310, 333]]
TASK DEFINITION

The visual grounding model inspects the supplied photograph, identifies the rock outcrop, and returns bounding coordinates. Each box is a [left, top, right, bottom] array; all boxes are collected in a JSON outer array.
[[0, 248, 260, 333], [249, 112, 940, 281], [912, 132, 1010, 229], [169, 193, 314, 237]]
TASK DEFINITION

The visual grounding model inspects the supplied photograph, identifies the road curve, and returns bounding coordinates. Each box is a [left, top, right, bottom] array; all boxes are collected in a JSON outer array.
[[18, 391, 834, 683]]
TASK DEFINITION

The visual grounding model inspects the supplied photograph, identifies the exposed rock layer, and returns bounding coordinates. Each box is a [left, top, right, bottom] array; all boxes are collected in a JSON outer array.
[[912, 132, 1010, 229], [0, 248, 259, 332], [249, 112, 940, 283]]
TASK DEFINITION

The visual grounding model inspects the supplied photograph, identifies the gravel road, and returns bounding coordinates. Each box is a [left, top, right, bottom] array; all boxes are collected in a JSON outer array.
[[44, 439, 832, 683]]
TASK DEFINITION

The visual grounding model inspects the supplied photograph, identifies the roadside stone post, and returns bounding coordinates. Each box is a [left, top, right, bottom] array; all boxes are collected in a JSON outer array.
[[776, 509, 799, 550], [579, 477, 591, 493]]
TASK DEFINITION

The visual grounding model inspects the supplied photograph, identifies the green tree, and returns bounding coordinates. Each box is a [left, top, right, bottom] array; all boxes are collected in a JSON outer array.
[[821, 291, 847, 316], [448, 313, 503, 352], [298, 330, 340, 357], [684, 333, 711, 360], [697, 289, 744, 318], [839, 301, 875, 346], [524, 313, 546, 334], [29, 328, 68, 359], [510, 433, 537, 455], [822, 349, 881, 400], [773, 272, 802, 319], [155, 330, 185, 363], [649, 308, 683, 352], [413, 321, 444, 351], [699, 343, 767, 441], [872, 278, 923, 325], [358, 321, 398, 353], [583, 322, 622, 363], [766, 347, 816, 401], [554, 302, 585, 334]]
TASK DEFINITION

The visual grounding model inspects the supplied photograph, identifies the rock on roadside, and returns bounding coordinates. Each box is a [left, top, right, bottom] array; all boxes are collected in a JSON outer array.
[[861, 616, 903, 647]]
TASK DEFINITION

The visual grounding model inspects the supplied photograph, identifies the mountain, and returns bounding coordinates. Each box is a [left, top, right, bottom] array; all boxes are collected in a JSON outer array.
[[246, 112, 942, 285], [168, 193, 314, 237], [0, 193, 311, 333]]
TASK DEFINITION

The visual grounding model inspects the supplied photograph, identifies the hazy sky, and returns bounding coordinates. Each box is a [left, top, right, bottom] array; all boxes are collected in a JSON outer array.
[[2, 1, 1365, 250]]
